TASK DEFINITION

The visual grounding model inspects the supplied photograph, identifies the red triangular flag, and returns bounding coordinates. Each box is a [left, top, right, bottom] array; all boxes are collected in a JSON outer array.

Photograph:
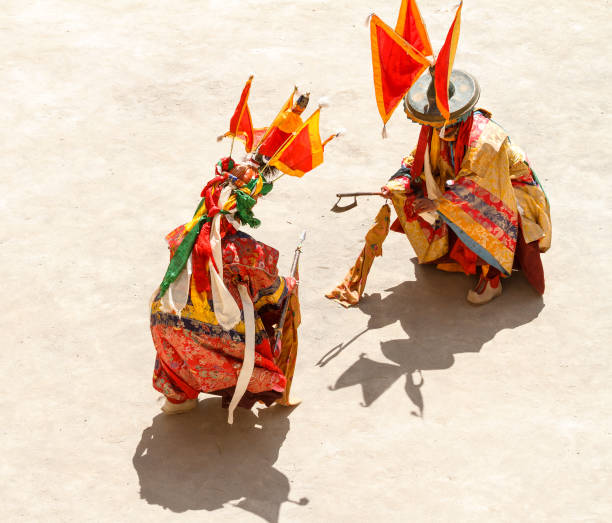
[[269, 110, 324, 177], [395, 0, 433, 59], [435, 2, 462, 121], [370, 14, 430, 124], [226, 76, 255, 152]]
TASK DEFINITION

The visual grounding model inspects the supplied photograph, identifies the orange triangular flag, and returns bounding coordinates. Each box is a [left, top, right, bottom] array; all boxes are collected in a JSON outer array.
[[395, 0, 433, 59], [225, 76, 255, 152], [370, 14, 430, 124], [435, 2, 462, 121], [255, 86, 297, 150], [269, 109, 324, 177]]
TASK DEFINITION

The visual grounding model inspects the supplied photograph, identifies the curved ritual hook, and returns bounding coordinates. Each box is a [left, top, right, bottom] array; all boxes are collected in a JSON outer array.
[[331, 196, 358, 213], [330, 192, 383, 213]]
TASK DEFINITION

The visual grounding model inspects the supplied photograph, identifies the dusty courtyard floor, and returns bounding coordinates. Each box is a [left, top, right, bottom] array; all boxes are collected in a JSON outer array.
[[2, 1, 611, 521]]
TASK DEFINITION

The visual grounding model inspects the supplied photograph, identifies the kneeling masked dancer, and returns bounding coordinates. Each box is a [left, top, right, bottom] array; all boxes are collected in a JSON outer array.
[[328, 1, 551, 307], [150, 76, 340, 422]]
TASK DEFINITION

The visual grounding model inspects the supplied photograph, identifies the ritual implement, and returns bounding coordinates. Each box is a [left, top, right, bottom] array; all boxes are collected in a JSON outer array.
[[331, 192, 384, 213], [273, 230, 306, 357]]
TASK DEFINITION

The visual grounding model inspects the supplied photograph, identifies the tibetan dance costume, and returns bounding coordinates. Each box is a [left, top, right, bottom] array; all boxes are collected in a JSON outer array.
[[328, 1, 551, 306], [150, 77, 339, 422]]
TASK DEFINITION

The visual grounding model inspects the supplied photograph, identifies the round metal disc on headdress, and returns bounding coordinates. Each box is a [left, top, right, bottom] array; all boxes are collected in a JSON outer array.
[[404, 68, 480, 126]]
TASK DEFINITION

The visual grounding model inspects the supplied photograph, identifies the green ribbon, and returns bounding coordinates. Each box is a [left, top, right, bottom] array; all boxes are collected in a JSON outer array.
[[232, 177, 273, 228], [158, 216, 205, 298], [158, 198, 230, 298], [192, 197, 205, 217], [158, 176, 273, 297]]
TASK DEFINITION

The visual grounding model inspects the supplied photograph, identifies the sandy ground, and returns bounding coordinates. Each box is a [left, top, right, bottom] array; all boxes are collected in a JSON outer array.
[[2, 1, 611, 521]]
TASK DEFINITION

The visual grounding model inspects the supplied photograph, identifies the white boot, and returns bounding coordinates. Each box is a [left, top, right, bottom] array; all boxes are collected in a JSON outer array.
[[467, 275, 502, 305], [161, 398, 197, 414]]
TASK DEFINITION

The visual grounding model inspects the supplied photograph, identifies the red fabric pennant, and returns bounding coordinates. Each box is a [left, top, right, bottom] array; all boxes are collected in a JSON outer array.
[[275, 126, 313, 173], [269, 110, 324, 177], [395, 0, 433, 58], [228, 76, 255, 152], [370, 14, 430, 124], [435, 2, 462, 121]]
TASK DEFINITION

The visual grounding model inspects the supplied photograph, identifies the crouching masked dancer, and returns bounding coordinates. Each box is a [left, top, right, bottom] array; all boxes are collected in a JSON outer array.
[[328, 1, 551, 307], [150, 76, 339, 422]]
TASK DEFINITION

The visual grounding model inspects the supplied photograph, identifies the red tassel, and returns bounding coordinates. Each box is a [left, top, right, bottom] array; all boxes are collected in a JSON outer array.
[[454, 113, 473, 175]]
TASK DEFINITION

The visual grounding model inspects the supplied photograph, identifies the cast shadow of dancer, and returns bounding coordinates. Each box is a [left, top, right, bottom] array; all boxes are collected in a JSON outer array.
[[327, 262, 544, 416], [133, 398, 308, 523]]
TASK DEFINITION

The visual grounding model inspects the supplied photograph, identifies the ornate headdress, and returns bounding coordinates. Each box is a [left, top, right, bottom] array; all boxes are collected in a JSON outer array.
[[218, 77, 339, 173], [404, 67, 480, 127], [368, 1, 479, 131]]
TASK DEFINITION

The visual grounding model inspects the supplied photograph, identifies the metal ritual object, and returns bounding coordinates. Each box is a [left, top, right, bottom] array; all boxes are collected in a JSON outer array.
[[331, 192, 383, 213], [273, 230, 306, 357], [404, 68, 480, 126]]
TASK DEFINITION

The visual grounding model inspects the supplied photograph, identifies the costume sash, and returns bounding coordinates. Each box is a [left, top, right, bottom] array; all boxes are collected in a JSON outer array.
[[420, 143, 443, 225], [208, 186, 241, 330], [227, 284, 256, 424]]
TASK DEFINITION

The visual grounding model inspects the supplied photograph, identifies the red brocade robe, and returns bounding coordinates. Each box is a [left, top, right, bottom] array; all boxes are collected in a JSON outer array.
[[150, 229, 299, 408]]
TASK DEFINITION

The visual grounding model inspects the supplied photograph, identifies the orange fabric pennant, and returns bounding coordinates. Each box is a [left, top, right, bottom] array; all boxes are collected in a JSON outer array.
[[435, 2, 462, 121], [395, 0, 433, 58], [227, 75, 255, 152], [255, 87, 297, 150], [370, 14, 430, 124], [269, 109, 324, 177]]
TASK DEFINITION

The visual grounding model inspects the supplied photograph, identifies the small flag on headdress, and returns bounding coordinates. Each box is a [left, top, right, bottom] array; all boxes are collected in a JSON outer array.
[[255, 86, 297, 151], [225, 75, 255, 152], [395, 0, 433, 59], [435, 2, 462, 122], [369, 14, 430, 124], [268, 109, 328, 177]]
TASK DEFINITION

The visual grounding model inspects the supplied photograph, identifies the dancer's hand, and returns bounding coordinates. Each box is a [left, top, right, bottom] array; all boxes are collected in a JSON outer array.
[[380, 186, 392, 199], [413, 198, 438, 213]]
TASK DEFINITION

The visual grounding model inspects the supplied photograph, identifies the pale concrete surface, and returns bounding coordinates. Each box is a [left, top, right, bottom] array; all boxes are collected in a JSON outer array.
[[2, 1, 611, 521]]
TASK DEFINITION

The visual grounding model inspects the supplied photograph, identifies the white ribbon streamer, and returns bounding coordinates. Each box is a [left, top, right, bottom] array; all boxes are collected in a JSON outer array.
[[420, 143, 443, 225], [227, 284, 256, 424], [161, 184, 241, 329], [161, 254, 192, 316], [208, 187, 241, 330]]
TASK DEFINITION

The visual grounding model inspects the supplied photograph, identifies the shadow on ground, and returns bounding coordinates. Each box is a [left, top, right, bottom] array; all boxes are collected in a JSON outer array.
[[133, 398, 307, 522], [323, 261, 544, 416]]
